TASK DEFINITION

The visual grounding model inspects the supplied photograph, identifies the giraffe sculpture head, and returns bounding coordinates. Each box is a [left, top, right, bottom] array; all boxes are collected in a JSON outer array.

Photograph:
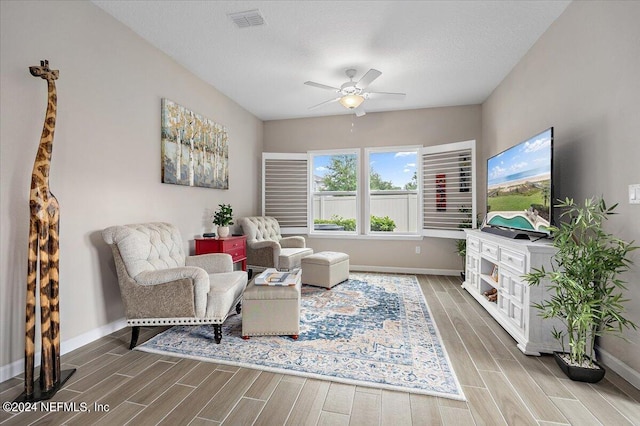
[[29, 60, 59, 81]]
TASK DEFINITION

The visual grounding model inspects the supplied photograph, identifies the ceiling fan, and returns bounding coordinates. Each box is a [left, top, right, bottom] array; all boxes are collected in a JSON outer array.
[[304, 68, 406, 117]]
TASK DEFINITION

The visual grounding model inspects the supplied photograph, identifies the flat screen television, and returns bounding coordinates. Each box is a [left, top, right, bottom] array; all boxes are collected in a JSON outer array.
[[486, 127, 553, 237]]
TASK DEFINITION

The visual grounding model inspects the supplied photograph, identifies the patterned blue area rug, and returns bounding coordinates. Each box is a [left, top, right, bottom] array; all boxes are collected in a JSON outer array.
[[137, 273, 465, 400]]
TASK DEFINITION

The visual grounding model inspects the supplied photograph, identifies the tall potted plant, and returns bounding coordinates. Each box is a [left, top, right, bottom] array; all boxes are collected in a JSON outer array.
[[456, 206, 473, 281], [213, 203, 233, 238], [455, 239, 467, 280], [523, 197, 637, 382]]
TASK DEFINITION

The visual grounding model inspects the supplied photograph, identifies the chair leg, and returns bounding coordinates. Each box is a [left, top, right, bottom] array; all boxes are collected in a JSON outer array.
[[213, 324, 222, 344], [235, 302, 242, 314], [129, 326, 140, 349]]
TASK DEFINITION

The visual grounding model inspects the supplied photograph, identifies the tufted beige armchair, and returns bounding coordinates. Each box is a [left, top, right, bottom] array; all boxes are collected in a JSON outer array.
[[239, 216, 313, 271], [102, 222, 247, 348]]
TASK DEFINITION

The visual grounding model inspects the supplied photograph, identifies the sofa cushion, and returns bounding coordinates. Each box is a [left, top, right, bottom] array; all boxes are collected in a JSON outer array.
[[279, 247, 314, 270], [205, 271, 248, 319], [102, 222, 185, 278], [240, 216, 282, 242], [301, 251, 349, 266]]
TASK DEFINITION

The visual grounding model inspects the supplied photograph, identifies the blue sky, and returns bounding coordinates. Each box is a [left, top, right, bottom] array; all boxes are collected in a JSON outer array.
[[313, 151, 417, 188], [487, 129, 552, 187]]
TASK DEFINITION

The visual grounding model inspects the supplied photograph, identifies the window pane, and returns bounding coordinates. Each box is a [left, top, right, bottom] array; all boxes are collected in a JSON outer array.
[[312, 153, 358, 232], [368, 150, 418, 233]]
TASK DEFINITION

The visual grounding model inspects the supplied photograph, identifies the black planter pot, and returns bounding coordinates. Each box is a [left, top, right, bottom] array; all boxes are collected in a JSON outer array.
[[553, 352, 606, 383]]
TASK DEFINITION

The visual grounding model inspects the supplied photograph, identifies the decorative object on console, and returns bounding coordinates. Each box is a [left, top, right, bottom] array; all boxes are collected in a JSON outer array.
[[161, 98, 228, 189], [483, 288, 498, 303], [490, 264, 499, 282], [523, 197, 638, 382], [16, 60, 76, 402], [213, 203, 233, 237]]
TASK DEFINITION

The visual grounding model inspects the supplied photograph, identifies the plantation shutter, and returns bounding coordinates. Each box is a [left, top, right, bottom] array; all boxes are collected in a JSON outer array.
[[420, 140, 476, 238], [262, 153, 309, 234]]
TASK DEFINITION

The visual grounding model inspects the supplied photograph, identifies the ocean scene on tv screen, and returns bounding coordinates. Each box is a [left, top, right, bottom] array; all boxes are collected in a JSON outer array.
[[486, 129, 552, 233]]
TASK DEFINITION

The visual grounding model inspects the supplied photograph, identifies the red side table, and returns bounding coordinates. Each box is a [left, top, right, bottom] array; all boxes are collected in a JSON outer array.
[[195, 235, 247, 271]]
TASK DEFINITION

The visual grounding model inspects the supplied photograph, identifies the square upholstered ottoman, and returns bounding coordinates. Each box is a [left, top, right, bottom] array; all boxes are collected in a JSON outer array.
[[301, 251, 350, 289], [242, 276, 301, 339]]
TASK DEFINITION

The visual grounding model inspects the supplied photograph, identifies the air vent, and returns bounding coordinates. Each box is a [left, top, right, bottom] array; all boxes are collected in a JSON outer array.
[[228, 9, 265, 28]]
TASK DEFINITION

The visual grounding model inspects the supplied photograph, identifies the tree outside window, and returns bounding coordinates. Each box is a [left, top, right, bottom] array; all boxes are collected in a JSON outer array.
[[312, 152, 359, 233]]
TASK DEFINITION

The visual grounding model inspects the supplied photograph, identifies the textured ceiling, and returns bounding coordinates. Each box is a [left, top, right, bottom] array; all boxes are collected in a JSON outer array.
[[91, 0, 571, 121]]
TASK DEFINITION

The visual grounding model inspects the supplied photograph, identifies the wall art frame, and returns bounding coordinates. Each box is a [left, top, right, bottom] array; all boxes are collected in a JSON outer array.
[[161, 98, 229, 189]]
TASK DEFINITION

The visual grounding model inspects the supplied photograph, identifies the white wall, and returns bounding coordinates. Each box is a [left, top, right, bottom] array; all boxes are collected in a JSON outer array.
[[0, 1, 262, 372], [482, 1, 640, 377]]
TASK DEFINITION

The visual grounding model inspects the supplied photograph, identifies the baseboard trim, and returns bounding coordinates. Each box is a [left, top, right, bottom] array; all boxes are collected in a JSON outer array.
[[0, 318, 127, 384], [595, 345, 640, 390], [350, 265, 459, 276]]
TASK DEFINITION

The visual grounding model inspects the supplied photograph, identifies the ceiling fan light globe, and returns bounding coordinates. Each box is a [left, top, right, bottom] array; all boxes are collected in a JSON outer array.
[[339, 94, 364, 109]]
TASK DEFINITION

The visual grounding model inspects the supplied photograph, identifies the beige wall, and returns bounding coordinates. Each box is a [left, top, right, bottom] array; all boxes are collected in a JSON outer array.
[[0, 1, 262, 370], [482, 1, 640, 374], [264, 106, 482, 271], [3, 0, 637, 385]]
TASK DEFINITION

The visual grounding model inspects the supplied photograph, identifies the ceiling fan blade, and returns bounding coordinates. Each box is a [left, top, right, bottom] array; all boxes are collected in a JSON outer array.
[[308, 97, 341, 110], [304, 81, 340, 91], [366, 91, 406, 99], [356, 69, 382, 89], [354, 104, 366, 117]]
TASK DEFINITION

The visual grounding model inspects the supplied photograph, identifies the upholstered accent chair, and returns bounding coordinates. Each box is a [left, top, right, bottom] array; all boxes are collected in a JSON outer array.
[[102, 222, 247, 348], [239, 216, 313, 271]]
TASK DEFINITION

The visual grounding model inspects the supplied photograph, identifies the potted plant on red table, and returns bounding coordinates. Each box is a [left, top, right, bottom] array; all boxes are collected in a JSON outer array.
[[213, 203, 233, 238]]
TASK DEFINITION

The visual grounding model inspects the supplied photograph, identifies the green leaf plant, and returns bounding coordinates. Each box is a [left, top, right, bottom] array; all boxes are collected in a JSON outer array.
[[212, 204, 234, 226], [523, 197, 637, 368], [455, 206, 474, 269]]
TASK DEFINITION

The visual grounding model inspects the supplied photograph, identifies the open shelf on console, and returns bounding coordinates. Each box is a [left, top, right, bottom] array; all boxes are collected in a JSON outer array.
[[479, 256, 499, 300]]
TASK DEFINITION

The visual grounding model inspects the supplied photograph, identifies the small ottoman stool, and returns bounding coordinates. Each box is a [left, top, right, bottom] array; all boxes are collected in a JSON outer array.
[[301, 251, 350, 289], [242, 277, 301, 339]]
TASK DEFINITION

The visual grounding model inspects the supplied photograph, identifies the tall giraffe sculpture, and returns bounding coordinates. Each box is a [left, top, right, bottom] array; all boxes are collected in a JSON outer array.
[[19, 60, 75, 401]]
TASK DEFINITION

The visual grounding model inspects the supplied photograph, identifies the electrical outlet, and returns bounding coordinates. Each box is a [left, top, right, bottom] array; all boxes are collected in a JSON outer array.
[[415, 246, 421, 254], [630, 184, 640, 204]]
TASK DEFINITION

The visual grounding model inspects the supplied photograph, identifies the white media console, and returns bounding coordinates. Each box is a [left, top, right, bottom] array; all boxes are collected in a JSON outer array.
[[462, 229, 562, 355]]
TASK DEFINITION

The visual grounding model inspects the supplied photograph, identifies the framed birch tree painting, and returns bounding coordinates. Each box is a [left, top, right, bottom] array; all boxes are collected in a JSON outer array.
[[161, 99, 229, 189]]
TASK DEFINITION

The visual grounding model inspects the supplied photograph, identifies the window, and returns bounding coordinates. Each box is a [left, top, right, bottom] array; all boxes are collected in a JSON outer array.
[[262, 140, 475, 239], [309, 150, 360, 234], [365, 147, 420, 235]]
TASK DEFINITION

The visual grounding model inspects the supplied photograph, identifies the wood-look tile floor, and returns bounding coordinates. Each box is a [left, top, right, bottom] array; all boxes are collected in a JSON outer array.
[[2, 275, 639, 425]]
